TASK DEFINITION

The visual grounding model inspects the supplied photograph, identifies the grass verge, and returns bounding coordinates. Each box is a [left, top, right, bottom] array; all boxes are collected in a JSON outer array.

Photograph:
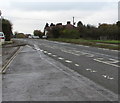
[[48, 38, 119, 50]]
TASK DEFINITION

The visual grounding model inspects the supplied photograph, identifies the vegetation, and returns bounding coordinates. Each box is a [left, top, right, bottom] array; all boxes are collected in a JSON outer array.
[[14, 32, 26, 38], [49, 38, 119, 50], [45, 21, 119, 40], [2, 18, 13, 41], [33, 30, 43, 38], [61, 29, 79, 39]]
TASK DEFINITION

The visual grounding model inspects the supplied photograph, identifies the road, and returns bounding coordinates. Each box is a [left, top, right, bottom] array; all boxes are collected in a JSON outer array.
[[2, 39, 119, 101], [23, 39, 119, 94]]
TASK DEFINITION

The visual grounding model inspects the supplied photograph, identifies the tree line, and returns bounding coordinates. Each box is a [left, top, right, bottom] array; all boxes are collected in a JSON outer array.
[[2, 18, 13, 41], [2, 18, 120, 41], [43, 21, 120, 40]]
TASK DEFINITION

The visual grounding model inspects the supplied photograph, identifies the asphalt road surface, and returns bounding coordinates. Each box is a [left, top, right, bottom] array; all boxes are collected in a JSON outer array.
[[22, 39, 119, 94], [2, 39, 119, 101]]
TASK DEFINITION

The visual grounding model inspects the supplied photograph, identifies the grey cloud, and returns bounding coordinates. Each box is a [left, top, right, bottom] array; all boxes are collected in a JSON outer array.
[[10, 2, 108, 11]]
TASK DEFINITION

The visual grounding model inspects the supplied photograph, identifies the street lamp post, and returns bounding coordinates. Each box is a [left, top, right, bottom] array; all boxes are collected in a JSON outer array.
[[0, 10, 1, 40]]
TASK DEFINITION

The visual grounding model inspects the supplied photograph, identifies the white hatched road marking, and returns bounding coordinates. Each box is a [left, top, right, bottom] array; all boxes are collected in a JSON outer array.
[[94, 58, 120, 67]]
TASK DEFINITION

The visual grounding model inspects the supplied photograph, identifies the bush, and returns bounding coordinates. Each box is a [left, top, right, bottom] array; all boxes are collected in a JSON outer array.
[[61, 29, 80, 39]]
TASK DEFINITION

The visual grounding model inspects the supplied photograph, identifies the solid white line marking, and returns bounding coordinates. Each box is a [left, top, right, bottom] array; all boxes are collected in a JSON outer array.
[[58, 57, 64, 60], [75, 64, 79, 67], [65, 60, 72, 63]]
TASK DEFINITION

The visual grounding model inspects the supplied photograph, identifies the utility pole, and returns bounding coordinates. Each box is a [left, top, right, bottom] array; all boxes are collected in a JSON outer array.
[[73, 16, 75, 26]]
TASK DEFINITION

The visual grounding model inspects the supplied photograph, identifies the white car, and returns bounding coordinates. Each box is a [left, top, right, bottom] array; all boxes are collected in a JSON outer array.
[[42, 35, 47, 39], [0, 32, 5, 43]]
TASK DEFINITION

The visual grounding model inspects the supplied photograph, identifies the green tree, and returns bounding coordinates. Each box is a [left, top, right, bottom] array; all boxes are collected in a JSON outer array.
[[77, 21, 83, 27], [15, 33, 26, 38], [116, 21, 120, 27], [33, 30, 43, 38], [2, 18, 13, 41]]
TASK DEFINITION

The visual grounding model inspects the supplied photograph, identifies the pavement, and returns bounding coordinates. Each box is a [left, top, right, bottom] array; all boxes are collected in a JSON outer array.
[[2, 44, 118, 101]]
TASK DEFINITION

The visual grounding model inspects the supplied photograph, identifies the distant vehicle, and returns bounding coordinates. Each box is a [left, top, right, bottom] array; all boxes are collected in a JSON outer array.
[[42, 35, 47, 39], [28, 36, 32, 39], [33, 36, 39, 39], [28, 35, 39, 39], [0, 32, 5, 43]]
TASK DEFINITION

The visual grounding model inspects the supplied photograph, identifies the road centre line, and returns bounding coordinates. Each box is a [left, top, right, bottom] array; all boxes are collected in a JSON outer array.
[[43, 51, 47, 53], [86, 68, 92, 71], [58, 57, 64, 60], [48, 53, 52, 55], [102, 75, 114, 80], [52, 55, 57, 57], [65, 60, 72, 63], [86, 68, 97, 73], [75, 64, 79, 67]]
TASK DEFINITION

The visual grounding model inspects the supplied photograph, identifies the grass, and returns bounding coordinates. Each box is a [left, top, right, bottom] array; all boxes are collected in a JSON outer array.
[[48, 38, 119, 50], [89, 40, 120, 44]]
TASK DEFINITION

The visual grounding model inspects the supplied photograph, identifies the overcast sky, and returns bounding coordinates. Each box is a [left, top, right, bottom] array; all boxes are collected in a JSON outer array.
[[0, 0, 119, 34]]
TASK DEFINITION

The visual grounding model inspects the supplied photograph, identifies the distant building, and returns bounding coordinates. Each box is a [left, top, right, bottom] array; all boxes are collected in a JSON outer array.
[[65, 21, 74, 29]]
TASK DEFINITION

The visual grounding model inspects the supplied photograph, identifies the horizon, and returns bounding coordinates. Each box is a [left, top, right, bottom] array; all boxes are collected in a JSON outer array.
[[0, 0, 119, 34]]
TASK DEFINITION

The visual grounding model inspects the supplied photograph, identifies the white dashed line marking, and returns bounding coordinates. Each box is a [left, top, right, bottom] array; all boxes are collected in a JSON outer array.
[[48, 53, 52, 55], [65, 60, 72, 63], [86, 68, 92, 71], [102, 75, 114, 80], [91, 70, 97, 73], [43, 51, 47, 53], [102, 75, 107, 78], [52, 55, 57, 57], [58, 57, 64, 60], [86, 54, 94, 57], [86, 69, 97, 73], [75, 64, 79, 67]]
